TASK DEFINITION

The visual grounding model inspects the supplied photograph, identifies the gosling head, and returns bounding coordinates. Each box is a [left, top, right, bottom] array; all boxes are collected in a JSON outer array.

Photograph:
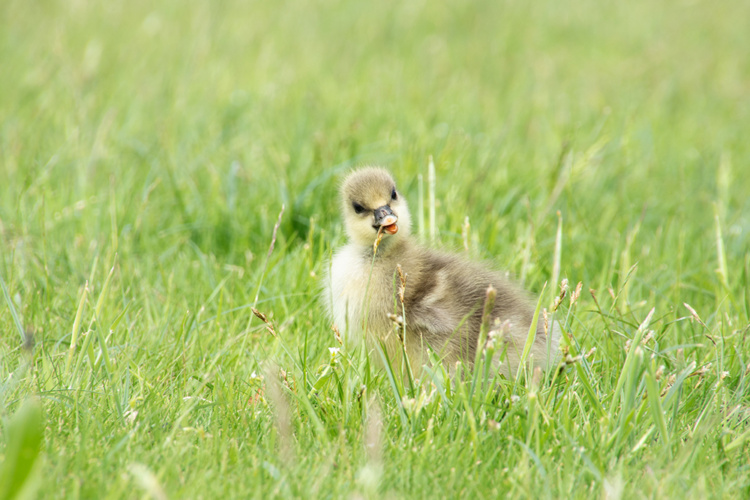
[[340, 167, 412, 248]]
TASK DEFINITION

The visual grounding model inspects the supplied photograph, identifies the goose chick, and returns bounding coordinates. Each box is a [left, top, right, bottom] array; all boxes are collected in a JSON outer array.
[[326, 167, 561, 375]]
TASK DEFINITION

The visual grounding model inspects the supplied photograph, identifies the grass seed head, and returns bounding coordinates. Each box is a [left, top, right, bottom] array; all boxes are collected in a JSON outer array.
[[485, 319, 510, 352], [641, 330, 654, 345], [684, 302, 701, 322], [252, 307, 276, 336], [557, 279, 569, 305], [373, 226, 385, 253], [387, 313, 404, 327], [396, 264, 407, 303], [331, 324, 343, 345], [570, 281, 583, 305]]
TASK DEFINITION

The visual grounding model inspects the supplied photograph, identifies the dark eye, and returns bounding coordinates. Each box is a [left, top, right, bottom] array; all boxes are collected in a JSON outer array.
[[391, 187, 398, 200], [352, 202, 365, 214]]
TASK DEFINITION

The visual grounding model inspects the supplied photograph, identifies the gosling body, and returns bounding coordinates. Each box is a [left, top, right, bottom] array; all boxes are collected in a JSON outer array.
[[326, 167, 560, 374]]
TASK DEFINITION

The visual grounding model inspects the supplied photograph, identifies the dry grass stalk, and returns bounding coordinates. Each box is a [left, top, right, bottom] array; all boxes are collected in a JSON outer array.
[[266, 206, 285, 262]]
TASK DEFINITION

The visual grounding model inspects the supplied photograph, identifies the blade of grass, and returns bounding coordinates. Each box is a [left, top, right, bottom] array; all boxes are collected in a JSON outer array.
[[417, 173, 425, 239], [0, 399, 43, 500], [0, 270, 26, 343], [610, 307, 654, 421], [713, 203, 729, 292], [376, 340, 408, 427], [645, 358, 670, 446], [515, 283, 546, 387], [428, 155, 436, 243], [550, 211, 562, 306], [65, 281, 89, 377]]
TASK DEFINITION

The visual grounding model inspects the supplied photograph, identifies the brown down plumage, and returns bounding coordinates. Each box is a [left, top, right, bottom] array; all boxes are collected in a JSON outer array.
[[325, 167, 561, 376]]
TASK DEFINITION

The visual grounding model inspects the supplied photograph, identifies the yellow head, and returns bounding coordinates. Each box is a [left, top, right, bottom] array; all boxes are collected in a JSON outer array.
[[340, 167, 412, 248]]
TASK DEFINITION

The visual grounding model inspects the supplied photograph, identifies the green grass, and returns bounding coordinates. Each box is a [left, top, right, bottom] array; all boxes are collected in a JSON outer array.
[[2, 0, 750, 498]]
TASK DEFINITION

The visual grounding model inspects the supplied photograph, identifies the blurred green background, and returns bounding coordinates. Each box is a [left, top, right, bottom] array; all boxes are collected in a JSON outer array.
[[1, 0, 749, 497]]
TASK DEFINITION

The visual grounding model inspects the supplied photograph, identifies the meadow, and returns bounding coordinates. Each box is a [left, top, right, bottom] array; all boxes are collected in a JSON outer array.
[[1, 0, 750, 498]]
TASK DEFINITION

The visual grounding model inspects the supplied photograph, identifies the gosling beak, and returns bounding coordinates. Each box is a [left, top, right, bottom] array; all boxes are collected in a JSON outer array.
[[373, 205, 399, 234]]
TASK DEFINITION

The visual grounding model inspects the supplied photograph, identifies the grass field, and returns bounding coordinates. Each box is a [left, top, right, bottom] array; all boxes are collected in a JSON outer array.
[[2, 0, 750, 498]]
